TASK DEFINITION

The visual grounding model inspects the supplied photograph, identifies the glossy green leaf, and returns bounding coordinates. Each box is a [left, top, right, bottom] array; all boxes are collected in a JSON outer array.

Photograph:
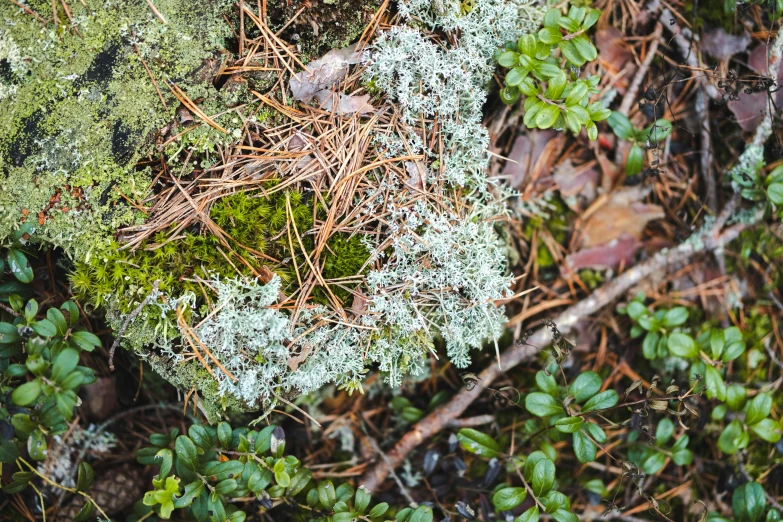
[[749, 418, 781, 443], [568, 371, 602, 403], [625, 142, 644, 176], [746, 393, 772, 426], [493, 487, 527, 511], [76, 461, 94, 492], [526, 392, 564, 417], [768, 183, 783, 205], [175, 436, 199, 472], [7, 249, 33, 283], [555, 417, 583, 433], [733, 482, 766, 522], [498, 51, 520, 67], [662, 307, 689, 327], [515, 506, 540, 522], [642, 451, 667, 474], [582, 390, 618, 413], [668, 333, 698, 359], [457, 428, 500, 458], [573, 430, 596, 463], [704, 366, 726, 401], [536, 371, 559, 396], [12, 379, 41, 406], [532, 458, 555, 496]]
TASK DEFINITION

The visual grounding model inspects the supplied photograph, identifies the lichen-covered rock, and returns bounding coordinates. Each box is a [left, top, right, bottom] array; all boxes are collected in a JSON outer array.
[[0, 0, 234, 257]]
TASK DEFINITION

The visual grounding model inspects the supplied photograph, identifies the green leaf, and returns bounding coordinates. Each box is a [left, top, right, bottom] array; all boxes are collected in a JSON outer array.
[[532, 458, 555, 496], [585, 421, 607, 443], [369, 502, 390, 518], [672, 449, 693, 466], [586, 120, 598, 140], [409, 506, 433, 522], [543, 8, 561, 27], [174, 480, 205, 509], [526, 392, 564, 417], [27, 429, 47, 461], [523, 451, 548, 481], [542, 491, 570, 513], [571, 35, 597, 62], [32, 318, 56, 338], [7, 249, 33, 283], [564, 83, 588, 107], [536, 371, 559, 396], [188, 425, 214, 450], [573, 430, 596, 463], [517, 35, 537, 56], [726, 384, 747, 410], [515, 506, 540, 522], [643, 332, 660, 360], [655, 418, 674, 445], [535, 105, 560, 129], [23, 299, 38, 322], [625, 143, 644, 176], [286, 466, 312, 497], [498, 51, 520, 67], [733, 482, 766, 522], [46, 308, 68, 336], [76, 461, 94, 492], [73, 500, 94, 522], [749, 418, 781, 443], [318, 480, 337, 509], [662, 307, 689, 327], [718, 420, 745, 455], [0, 322, 21, 344], [354, 485, 371, 514], [247, 466, 273, 494], [722, 341, 746, 362], [667, 333, 698, 359], [70, 330, 101, 352], [568, 372, 602, 403], [175, 436, 199, 472], [769, 183, 783, 205], [493, 487, 527, 511], [642, 119, 674, 142], [582, 390, 618, 413], [215, 479, 237, 495], [582, 8, 600, 29], [642, 451, 667, 474], [545, 74, 567, 100], [500, 86, 521, 104], [555, 417, 583, 433], [0, 438, 20, 463], [559, 40, 584, 65], [12, 379, 41, 406], [505, 67, 530, 86], [217, 422, 232, 449], [747, 393, 772, 426], [704, 366, 726, 401], [538, 26, 563, 45], [551, 510, 578, 522], [607, 111, 634, 140], [457, 428, 501, 458], [51, 347, 80, 383], [710, 328, 725, 359]]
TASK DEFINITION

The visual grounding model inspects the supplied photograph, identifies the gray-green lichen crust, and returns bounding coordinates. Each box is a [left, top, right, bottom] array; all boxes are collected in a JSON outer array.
[[0, 0, 233, 257]]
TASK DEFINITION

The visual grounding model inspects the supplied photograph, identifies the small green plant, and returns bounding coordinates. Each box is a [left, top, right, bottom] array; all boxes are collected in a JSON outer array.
[[0, 294, 100, 456], [627, 417, 693, 475], [496, 7, 609, 138], [607, 111, 673, 176], [133, 422, 393, 522], [458, 428, 579, 521]]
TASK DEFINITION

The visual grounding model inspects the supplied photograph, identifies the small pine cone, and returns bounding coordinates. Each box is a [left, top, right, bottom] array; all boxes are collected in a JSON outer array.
[[56, 462, 145, 520]]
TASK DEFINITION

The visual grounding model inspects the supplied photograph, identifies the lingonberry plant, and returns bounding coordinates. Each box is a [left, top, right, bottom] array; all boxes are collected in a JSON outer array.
[[496, 7, 609, 138]]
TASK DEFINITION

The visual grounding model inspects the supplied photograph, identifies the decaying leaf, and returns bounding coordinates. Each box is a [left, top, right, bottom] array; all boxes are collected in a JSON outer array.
[[314, 91, 375, 115], [552, 159, 599, 210], [564, 187, 663, 272], [701, 28, 750, 61], [289, 45, 362, 102]]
